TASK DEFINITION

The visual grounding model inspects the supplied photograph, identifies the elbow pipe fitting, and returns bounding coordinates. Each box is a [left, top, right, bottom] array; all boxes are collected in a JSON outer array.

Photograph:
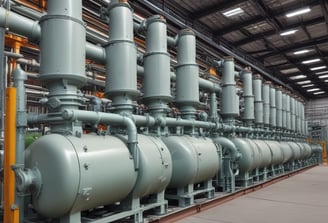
[[213, 137, 241, 161]]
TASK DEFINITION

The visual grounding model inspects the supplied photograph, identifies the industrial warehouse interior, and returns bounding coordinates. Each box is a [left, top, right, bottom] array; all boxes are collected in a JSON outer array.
[[0, 0, 328, 222]]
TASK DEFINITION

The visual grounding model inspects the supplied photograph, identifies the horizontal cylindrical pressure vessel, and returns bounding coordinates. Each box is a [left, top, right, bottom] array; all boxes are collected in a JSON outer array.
[[25, 133, 172, 218], [161, 135, 220, 188]]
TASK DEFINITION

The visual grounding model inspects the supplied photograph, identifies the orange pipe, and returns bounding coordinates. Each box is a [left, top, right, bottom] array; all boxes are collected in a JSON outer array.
[[3, 87, 19, 223]]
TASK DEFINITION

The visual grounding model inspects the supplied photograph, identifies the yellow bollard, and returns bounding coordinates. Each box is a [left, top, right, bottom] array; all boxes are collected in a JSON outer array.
[[3, 87, 19, 223]]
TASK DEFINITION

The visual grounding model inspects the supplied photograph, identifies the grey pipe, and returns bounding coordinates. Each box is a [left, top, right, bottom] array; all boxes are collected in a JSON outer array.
[[175, 29, 199, 118], [105, 0, 138, 113], [290, 96, 296, 132], [262, 82, 270, 126], [275, 87, 282, 128], [143, 15, 172, 115], [17, 58, 39, 67], [221, 57, 239, 122], [253, 75, 263, 126], [295, 100, 301, 133], [4, 51, 23, 58], [13, 65, 27, 221], [282, 92, 287, 129], [269, 85, 276, 128], [62, 109, 139, 169], [286, 94, 291, 131], [209, 92, 219, 121], [213, 136, 241, 161], [241, 67, 254, 124]]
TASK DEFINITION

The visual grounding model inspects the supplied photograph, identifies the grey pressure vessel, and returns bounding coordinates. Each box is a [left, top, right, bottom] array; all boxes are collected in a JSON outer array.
[[161, 135, 220, 188]]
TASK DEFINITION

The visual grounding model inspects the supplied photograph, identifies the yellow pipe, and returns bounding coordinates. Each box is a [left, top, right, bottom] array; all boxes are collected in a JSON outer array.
[[3, 87, 19, 223]]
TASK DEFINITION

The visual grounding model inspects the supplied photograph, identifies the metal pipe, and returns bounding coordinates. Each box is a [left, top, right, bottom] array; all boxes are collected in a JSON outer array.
[[143, 15, 171, 116], [282, 92, 287, 129], [175, 29, 199, 119], [12, 66, 27, 219], [209, 92, 219, 121], [275, 87, 282, 128], [253, 74, 263, 126], [213, 137, 241, 161], [17, 58, 39, 67], [269, 85, 276, 128], [290, 96, 296, 132], [4, 51, 23, 59], [3, 87, 19, 223], [241, 67, 254, 125], [221, 57, 239, 123], [262, 82, 270, 127], [105, 0, 138, 113], [0, 27, 5, 146], [286, 94, 291, 131]]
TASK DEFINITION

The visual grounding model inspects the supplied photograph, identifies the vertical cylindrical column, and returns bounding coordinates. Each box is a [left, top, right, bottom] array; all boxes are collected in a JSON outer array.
[[275, 87, 282, 128], [241, 68, 254, 125], [220, 57, 239, 122], [106, 0, 138, 113], [262, 82, 270, 127], [209, 92, 218, 121], [301, 102, 305, 135], [269, 85, 276, 128], [143, 15, 172, 115], [253, 75, 263, 126], [290, 96, 296, 132], [282, 92, 287, 129], [286, 94, 291, 130], [296, 100, 301, 133], [175, 29, 199, 119], [13, 66, 27, 219], [39, 0, 86, 112]]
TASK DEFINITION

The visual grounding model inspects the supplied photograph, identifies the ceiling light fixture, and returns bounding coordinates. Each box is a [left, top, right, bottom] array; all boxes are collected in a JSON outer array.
[[319, 74, 328, 79], [223, 7, 244, 17], [310, 66, 327, 71], [301, 58, 321, 64], [280, 29, 298, 36], [293, 49, 310, 55], [289, 75, 306, 80], [297, 80, 311, 85], [313, 91, 325, 95], [307, 88, 320, 92], [286, 7, 311, 18], [301, 84, 314, 88], [315, 70, 328, 75]]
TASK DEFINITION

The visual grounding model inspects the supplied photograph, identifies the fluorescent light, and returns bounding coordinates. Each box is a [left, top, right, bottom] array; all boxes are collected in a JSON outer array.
[[223, 7, 244, 17], [280, 67, 299, 74], [310, 66, 327, 71], [315, 70, 328, 75], [293, 49, 310, 55], [297, 80, 311, 85], [306, 88, 320, 92], [280, 29, 298, 36], [325, 79, 328, 82], [301, 84, 314, 88], [319, 74, 328, 79], [301, 58, 320, 64], [289, 75, 306, 80], [313, 91, 325, 95], [286, 7, 311, 18]]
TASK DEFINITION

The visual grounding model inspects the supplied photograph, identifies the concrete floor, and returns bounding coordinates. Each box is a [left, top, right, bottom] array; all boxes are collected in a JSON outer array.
[[177, 166, 328, 223]]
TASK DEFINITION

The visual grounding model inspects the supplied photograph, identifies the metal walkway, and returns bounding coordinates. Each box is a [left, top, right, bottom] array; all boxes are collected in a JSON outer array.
[[176, 166, 328, 223]]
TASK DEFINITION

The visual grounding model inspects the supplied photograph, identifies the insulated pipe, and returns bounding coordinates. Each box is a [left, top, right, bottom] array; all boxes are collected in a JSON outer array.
[[241, 67, 254, 125], [143, 15, 172, 115], [175, 29, 199, 119], [282, 92, 287, 129], [39, 0, 86, 112], [221, 57, 239, 122], [275, 87, 282, 128], [269, 84, 276, 128], [105, 0, 138, 113], [286, 94, 291, 130], [13, 66, 27, 219], [253, 74, 263, 126], [262, 81, 270, 126], [3, 87, 19, 223]]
